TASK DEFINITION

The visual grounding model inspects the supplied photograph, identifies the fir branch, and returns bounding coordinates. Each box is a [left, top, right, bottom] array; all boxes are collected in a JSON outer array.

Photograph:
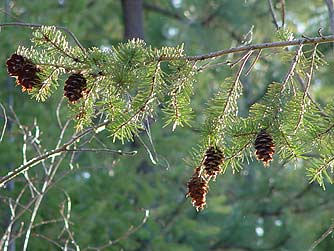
[[309, 157, 334, 188], [110, 60, 161, 140], [0, 22, 85, 53], [37, 30, 81, 63]]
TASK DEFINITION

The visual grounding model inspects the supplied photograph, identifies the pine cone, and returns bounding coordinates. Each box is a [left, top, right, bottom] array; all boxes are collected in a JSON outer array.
[[64, 73, 87, 103], [6, 54, 42, 91], [203, 146, 224, 180], [254, 129, 275, 166], [186, 167, 209, 211], [6, 54, 26, 76]]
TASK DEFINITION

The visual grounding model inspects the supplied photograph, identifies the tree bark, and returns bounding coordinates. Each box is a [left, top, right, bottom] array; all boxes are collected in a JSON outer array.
[[121, 0, 144, 40]]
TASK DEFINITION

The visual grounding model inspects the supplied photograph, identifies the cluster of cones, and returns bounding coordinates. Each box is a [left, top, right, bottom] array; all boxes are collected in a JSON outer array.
[[186, 129, 275, 211], [6, 53, 87, 103], [186, 146, 224, 211]]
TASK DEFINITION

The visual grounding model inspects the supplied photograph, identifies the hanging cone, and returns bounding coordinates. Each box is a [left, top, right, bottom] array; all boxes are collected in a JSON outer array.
[[254, 129, 275, 166], [203, 146, 224, 180], [64, 73, 87, 103], [186, 167, 209, 211]]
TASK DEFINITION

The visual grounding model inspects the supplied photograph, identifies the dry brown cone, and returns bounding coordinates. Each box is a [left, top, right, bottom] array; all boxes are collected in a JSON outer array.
[[6, 53, 42, 92], [186, 167, 209, 211], [64, 73, 87, 103], [203, 146, 224, 180], [254, 129, 275, 166]]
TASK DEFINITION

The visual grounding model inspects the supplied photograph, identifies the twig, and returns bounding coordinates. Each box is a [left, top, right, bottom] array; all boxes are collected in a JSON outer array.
[[56, 97, 65, 128], [220, 51, 253, 117], [0, 103, 7, 142], [294, 44, 318, 132], [161, 35, 334, 61], [308, 221, 334, 251], [281, 43, 304, 92], [84, 209, 150, 251], [267, 0, 280, 30], [325, 0, 334, 35], [245, 49, 262, 76], [31, 233, 64, 249], [0, 120, 110, 188], [280, 0, 286, 27], [65, 148, 138, 155]]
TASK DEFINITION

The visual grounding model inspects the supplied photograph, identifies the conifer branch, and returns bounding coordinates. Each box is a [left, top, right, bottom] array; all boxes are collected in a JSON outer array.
[[0, 22, 86, 53], [111, 60, 160, 137]]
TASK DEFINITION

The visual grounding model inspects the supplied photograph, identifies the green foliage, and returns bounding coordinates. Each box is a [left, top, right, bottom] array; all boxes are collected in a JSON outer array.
[[2, 1, 334, 251]]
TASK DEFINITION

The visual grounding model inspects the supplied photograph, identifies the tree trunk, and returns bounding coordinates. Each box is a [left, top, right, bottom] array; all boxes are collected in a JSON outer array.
[[121, 0, 145, 40]]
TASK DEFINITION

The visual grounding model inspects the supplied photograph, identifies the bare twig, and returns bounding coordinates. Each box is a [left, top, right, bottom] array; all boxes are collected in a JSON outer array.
[[308, 221, 334, 251], [245, 49, 262, 76], [0, 103, 7, 142], [325, 0, 334, 35], [84, 209, 150, 251], [280, 0, 286, 27], [267, 0, 280, 30], [281, 43, 304, 92], [65, 148, 138, 155], [220, 51, 253, 118], [294, 44, 318, 132], [161, 35, 334, 61], [0, 120, 110, 188]]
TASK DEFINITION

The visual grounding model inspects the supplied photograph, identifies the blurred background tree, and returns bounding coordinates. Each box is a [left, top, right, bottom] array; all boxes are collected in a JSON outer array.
[[1, 0, 334, 251]]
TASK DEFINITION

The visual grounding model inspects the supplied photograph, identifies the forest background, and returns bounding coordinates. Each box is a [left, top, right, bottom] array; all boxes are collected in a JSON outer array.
[[1, 0, 334, 251]]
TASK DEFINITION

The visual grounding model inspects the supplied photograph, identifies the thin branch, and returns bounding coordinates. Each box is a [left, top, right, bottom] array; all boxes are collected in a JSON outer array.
[[161, 35, 334, 61], [0, 103, 7, 142], [221, 51, 253, 116], [267, 0, 280, 30], [281, 43, 304, 92], [143, 2, 184, 21], [294, 44, 318, 132], [308, 221, 334, 251], [245, 49, 262, 76], [0, 120, 110, 188], [65, 148, 138, 155], [84, 209, 150, 251], [280, 0, 286, 27], [325, 0, 334, 35]]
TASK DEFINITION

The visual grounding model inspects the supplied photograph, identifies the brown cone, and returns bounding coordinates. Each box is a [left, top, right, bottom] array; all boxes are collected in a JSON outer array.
[[203, 146, 224, 180], [254, 129, 275, 166], [64, 73, 87, 103], [6, 54, 26, 76], [6, 54, 42, 92], [186, 167, 209, 211]]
